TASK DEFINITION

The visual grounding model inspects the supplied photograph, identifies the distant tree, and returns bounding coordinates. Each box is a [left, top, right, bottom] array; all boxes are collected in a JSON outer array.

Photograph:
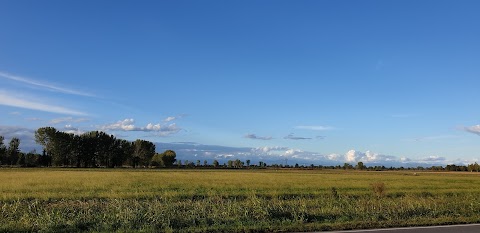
[[213, 160, 219, 168], [227, 160, 233, 168], [233, 159, 243, 168], [150, 153, 164, 167], [246, 160, 250, 167], [118, 139, 133, 167], [0, 136, 6, 165], [34, 127, 58, 163], [132, 139, 155, 167], [295, 163, 299, 168], [38, 149, 51, 167], [468, 162, 479, 172], [34, 127, 74, 166], [177, 160, 182, 167], [7, 137, 20, 165], [89, 131, 117, 168], [54, 131, 74, 166], [204, 160, 208, 167], [356, 161, 366, 170], [161, 150, 176, 167], [25, 150, 39, 167], [17, 152, 26, 167], [343, 163, 353, 170], [196, 160, 201, 167]]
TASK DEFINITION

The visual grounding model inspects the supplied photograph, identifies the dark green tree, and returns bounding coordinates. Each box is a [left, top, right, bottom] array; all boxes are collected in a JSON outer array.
[[17, 152, 26, 167], [7, 137, 20, 165], [34, 127, 58, 161], [160, 150, 176, 167], [0, 136, 6, 165], [356, 161, 366, 170], [150, 153, 164, 167], [25, 150, 39, 167], [132, 139, 155, 167]]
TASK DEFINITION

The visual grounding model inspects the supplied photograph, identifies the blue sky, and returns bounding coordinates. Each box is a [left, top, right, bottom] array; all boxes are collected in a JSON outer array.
[[1, 0, 479, 166]]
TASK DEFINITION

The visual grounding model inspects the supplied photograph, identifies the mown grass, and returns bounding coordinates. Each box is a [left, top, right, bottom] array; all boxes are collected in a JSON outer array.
[[1, 168, 480, 232]]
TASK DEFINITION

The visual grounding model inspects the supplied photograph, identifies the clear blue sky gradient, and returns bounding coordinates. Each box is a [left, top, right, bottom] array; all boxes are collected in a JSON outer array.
[[1, 0, 479, 166]]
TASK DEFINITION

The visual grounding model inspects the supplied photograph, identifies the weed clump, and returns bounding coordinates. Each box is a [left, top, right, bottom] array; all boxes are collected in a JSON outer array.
[[370, 182, 386, 198], [330, 187, 339, 199]]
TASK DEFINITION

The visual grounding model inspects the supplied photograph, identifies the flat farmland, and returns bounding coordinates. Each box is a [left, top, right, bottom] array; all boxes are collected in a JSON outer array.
[[1, 169, 480, 232]]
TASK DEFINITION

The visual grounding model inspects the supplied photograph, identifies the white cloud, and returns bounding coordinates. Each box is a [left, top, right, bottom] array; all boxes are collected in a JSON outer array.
[[327, 153, 343, 161], [419, 155, 447, 162], [100, 118, 181, 136], [163, 114, 187, 122], [252, 146, 289, 154], [245, 134, 273, 140], [345, 150, 398, 163], [0, 71, 95, 97], [155, 123, 181, 137], [164, 116, 177, 122], [295, 125, 334, 131], [146, 123, 161, 131], [62, 125, 84, 135], [464, 125, 480, 136], [101, 119, 137, 131], [0, 90, 87, 116]]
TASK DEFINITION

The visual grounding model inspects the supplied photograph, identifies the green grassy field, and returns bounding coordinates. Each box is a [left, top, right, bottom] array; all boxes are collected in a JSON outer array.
[[1, 168, 480, 232]]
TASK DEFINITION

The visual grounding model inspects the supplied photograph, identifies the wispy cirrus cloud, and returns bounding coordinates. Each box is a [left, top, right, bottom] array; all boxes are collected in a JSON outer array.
[[244, 134, 273, 140], [0, 71, 95, 97], [99, 118, 181, 136], [163, 114, 187, 122], [49, 117, 89, 124], [295, 125, 334, 131], [407, 134, 459, 142], [0, 90, 87, 116], [464, 125, 480, 136], [284, 133, 311, 140]]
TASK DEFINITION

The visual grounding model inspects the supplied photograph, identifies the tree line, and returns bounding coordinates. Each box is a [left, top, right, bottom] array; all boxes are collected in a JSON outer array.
[[0, 127, 176, 168], [1, 127, 479, 172]]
